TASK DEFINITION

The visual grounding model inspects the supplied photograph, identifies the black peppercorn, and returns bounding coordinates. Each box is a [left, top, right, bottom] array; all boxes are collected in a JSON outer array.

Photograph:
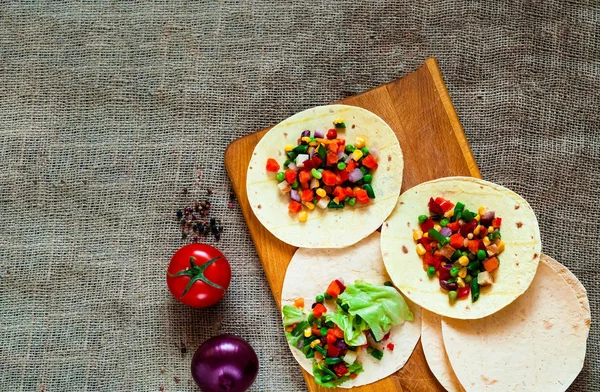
[[210, 217, 216, 226], [176, 210, 183, 218]]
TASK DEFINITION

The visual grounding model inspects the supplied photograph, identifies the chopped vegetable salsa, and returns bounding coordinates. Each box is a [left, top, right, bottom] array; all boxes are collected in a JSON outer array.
[[266, 118, 380, 222], [413, 197, 505, 303], [282, 280, 413, 388]]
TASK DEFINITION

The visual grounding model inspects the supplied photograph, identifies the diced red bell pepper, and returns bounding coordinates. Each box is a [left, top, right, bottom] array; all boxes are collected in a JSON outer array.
[[312, 303, 327, 318], [337, 169, 349, 183], [344, 187, 354, 197], [434, 197, 446, 205], [332, 186, 345, 201], [302, 159, 315, 171], [326, 128, 337, 140], [312, 156, 323, 167], [459, 219, 478, 236], [326, 280, 342, 297], [337, 139, 345, 149], [328, 142, 339, 153], [285, 170, 297, 184], [332, 363, 348, 377], [355, 189, 370, 204], [298, 170, 311, 184], [492, 218, 502, 228], [345, 160, 356, 173], [327, 344, 342, 358], [387, 343, 395, 351], [420, 218, 435, 232], [362, 155, 378, 169], [349, 373, 358, 380], [449, 233, 465, 249], [311, 327, 322, 336], [428, 198, 444, 215], [418, 236, 435, 252], [326, 151, 338, 166], [447, 221, 460, 232], [326, 331, 337, 345], [335, 279, 346, 293], [438, 267, 451, 280], [300, 181, 309, 190], [423, 252, 441, 270], [266, 158, 280, 172], [440, 200, 455, 212], [467, 239, 480, 254], [332, 325, 345, 339], [321, 170, 337, 186], [458, 286, 470, 299], [382, 332, 390, 341], [301, 189, 314, 202], [288, 201, 302, 213]]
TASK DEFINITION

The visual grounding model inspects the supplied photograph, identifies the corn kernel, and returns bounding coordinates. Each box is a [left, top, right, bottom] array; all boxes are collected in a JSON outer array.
[[444, 209, 454, 218], [304, 327, 312, 337], [354, 136, 366, 149], [310, 340, 321, 349], [475, 214, 480, 221], [488, 226, 494, 233], [301, 136, 311, 143], [334, 117, 344, 125], [316, 188, 326, 197], [309, 141, 319, 146], [416, 244, 427, 255], [458, 267, 467, 279], [467, 233, 474, 239], [497, 240, 505, 253], [413, 230, 423, 241], [483, 236, 491, 246], [458, 256, 470, 266], [305, 202, 315, 210], [351, 149, 363, 161], [457, 277, 466, 288], [299, 211, 308, 222], [478, 206, 486, 216], [423, 232, 429, 238], [433, 224, 442, 232], [473, 225, 481, 236], [284, 144, 295, 152]]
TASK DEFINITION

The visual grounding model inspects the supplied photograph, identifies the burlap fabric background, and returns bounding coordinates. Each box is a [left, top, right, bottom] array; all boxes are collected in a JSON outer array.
[[1, 1, 598, 391]]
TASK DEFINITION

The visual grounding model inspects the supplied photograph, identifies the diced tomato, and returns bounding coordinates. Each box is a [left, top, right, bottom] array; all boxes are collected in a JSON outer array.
[[285, 170, 297, 184], [326, 331, 337, 345], [458, 286, 470, 299], [301, 189, 314, 202], [326, 128, 337, 140], [418, 236, 434, 252], [300, 181, 309, 190], [332, 363, 348, 377], [327, 344, 342, 358], [312, 156, 323, 167], [288, 201, 302, 213], [312, 303, 327, 318], [332, 325, 344, 339], [345, 160, 356, 172], [332, 186, 345, 201], [326, 151, 338, 166], [428, 198, 444, 215], [302, 159, 315, 170], [492, 218, 502, 228], [337, 139, 345, 149], [447, 221, 460, 232], [328, 142, 339, 153], [468, 239, 480, 254], [298, 170, 311, 184], [440, 200, 455, 212], [382, 332, 390, 341], [326, 280, 341, 297], [362, 155, 378, 169], [311, 327, 321, 336], [321, 170, 337, 186], [349, 374, 358, 380], [483, 256, 499, 272], [337, 169, 349, 183], [449, 233, 465, 249], [266, 158, 280, 172], [423, 252, 441, 270], [355, 189, 370, 204], [434, 197, 446, 205], [344, 187, 354, 197], [420, 218, 435, 232], [387, 343, 395, 351]]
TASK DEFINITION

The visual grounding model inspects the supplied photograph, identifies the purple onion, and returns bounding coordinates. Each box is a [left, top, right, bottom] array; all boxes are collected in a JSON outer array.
[[191, 334, 259, 392], [441, 263, 453, 270], [314, 130, 325, 138], [344, 155, 353, 164], [337, 151, 346, 160], [369, 146, 380, 159], [479, 211, 495, 227], [334, 339, 348, 350], [348, 168, 364, 183], [297, 339, 304, 349], [290, 189, 300, 202], [440, 227, 452, 237], [287, 162, 297, 171], [439, 280, 458, 291], [301, 129, 311, 138], [308, 146, 316, 159]]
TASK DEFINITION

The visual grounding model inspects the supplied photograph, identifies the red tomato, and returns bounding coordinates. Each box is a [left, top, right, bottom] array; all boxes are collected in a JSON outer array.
[[265, 158, 280, 172], [284, 170, 297, 184], [361, 155, 378, 169], [326, 128, 337, 139], [321, 170, 337, 186], [326, 151, 338, 166], [166, 244, 231, 308]]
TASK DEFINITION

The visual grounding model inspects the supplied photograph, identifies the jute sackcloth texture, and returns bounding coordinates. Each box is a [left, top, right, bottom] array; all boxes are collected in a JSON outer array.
[[0, 1, 598, 391]]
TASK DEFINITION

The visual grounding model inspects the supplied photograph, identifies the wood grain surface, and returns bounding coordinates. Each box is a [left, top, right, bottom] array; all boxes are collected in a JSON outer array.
[[225, 58, 481, 392]]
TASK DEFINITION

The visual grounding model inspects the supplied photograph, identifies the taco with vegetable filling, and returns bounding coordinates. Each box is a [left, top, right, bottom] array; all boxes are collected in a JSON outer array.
[[280, 232, 421, 388], [381, 177, 541, 320], [247, 104, 403, 248]]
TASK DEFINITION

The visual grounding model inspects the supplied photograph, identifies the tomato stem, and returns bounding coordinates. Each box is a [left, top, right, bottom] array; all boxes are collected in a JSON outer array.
[[168, 256, 225, 298]]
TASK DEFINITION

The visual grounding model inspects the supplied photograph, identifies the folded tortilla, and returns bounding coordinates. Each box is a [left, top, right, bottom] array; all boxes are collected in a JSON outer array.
[[280, 232, 421, 388], [247, 104, 403, 248], [381, 176, 541, 319]]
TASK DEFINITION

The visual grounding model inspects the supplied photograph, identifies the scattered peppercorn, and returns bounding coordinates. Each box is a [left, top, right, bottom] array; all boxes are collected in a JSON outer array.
[[176, 192, 224, 242]]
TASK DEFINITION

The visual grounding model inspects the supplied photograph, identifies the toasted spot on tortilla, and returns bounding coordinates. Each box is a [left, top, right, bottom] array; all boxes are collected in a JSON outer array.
[[533, 253, 538, 259], [352, 124, 356, 129], [465, 306, 470, 310], [586, 318, 591, 327], [257, 204, 262, 209], [388, 156, 392, 162], [482, 376, 498, 385], [406, 222, 410, 227], [385, 222, 389, 227], [516, 222, 523, 228], [277, 151, 282, 156], [515, 204, 520, 210], [400, 201, 404, 205], [543, 320, 553, 330], [402, 246, 408, 254], [254, 152, 257, 155], [249, 166, 253, 169], [516, 262, 520, 266], [480, 185, 484, 189], [284, 132, 288, 137]]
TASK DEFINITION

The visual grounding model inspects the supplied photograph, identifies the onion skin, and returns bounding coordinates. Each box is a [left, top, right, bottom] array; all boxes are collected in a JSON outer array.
[[191, 334, 259, 392]]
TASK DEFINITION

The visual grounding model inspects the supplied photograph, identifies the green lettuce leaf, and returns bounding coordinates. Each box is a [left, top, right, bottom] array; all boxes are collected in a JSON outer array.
[[338, 280, 414, 341], [312, 361, 364, 388], [282, 305, 305, 327], [326, 308, 369, 346]]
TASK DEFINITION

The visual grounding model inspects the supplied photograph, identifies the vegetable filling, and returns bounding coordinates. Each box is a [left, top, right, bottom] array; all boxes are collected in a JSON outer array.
[[413, 197, 504, 303], [266, 118, 379, 222], [282, 280, 413, 388]]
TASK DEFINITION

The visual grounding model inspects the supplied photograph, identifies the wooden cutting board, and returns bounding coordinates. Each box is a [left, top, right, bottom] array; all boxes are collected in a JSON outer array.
[[225, 58, 481, 392]]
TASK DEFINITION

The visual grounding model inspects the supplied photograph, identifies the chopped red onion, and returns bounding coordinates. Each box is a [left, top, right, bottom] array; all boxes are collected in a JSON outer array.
[[348, 168, 364, 182], [310, 178, 319, 189], [308, 146, 316, 159], [314, 130, 325, 138], [290, 189, 300, 202], [369, 146, 380, 159], [287, 162, 297, 171], [337, 151, 346, 160], [440, 227, 452, 237], [344, 155, 353, 164], [295, 154, 309, 168], [301, 130, 311, 138]]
